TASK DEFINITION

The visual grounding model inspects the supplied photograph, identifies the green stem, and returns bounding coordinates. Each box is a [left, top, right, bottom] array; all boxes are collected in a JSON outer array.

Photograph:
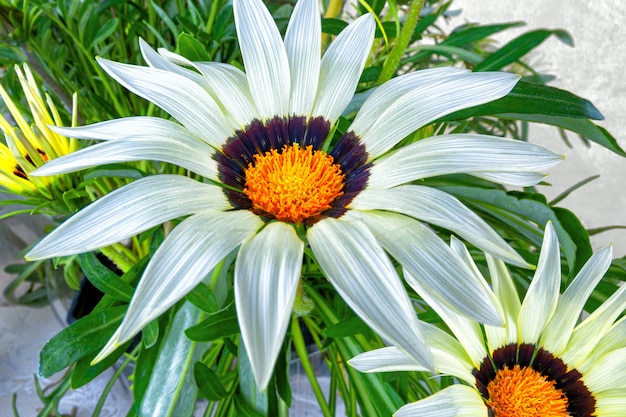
[[92, 347, 137, 417], [377, 0, 425, 84], [291, 315, 333, 417]]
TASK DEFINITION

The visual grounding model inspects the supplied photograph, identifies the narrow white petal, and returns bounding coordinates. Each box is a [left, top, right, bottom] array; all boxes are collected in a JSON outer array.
[[284, 0, 321, 115], [234, 0, 290, 119], [394, 385, 488, 417], [308, 217, 434, 370], [582, 347, 626, 393], [349, 347, 430, 373], [368, 134, 562, 189], [235, 222, 304, 390], [39, 119, 217, 179], [361, 71, 520, 159], [351, 186, 528, 267], [348, 210, 502, 329], [139, 38, 204, 82], [157, 47, 258, 129], [562, 283, 626, 368], [350, 67, 469, 136], [471, 171, 549, 187], [484, 255, 520, 351], [312, 14, 375, 122], [578, 316, 626, 371], [518, 222, 561, 344], [595, 389, 626, 417], [540, 245, 613, 355], [97, 58, 232, 148], [95, 210, 262, 362], [420, 321, 477, 384], [26, 175, 229, 259]]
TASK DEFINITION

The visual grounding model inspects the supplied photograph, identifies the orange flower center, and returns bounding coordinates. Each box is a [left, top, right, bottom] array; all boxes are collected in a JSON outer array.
[[244, 144, 345, 223], [486, 365, 569, 417]]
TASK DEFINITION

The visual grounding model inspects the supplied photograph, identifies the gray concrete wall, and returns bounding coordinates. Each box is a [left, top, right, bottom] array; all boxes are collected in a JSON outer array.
[[449, 0, 626, 257]]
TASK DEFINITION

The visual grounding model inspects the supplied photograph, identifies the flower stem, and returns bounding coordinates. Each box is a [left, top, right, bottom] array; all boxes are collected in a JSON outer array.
[[291, 315, 333, 417], [377, 0, 425, 84]]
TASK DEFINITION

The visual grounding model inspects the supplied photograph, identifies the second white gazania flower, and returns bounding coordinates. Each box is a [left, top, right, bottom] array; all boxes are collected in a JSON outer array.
[[27, 0, 560, 389], [350, 223, 625, 417]]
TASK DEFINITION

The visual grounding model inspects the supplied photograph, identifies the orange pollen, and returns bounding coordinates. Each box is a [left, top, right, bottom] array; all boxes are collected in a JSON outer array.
[[244, 144, 345, 223], [486, 365, 569, 417]]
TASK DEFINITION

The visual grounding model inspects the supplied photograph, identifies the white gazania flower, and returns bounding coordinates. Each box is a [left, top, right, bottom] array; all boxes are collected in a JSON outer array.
[[350, 222, 626, 417], [26, 0, 561, 390]]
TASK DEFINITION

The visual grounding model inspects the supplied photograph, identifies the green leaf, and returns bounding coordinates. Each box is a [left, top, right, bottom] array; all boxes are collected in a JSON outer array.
[[186, 282, 218, 313], [234, 395, 266, 417], [441, 186, 579, 273], [142, 319, 159, 349], [498, 113, 626, 157], [444, 22, 526, 47], [140, 302, 206, 417], [83, 163, 146, 181], [78, 252, 133, 302], [274, 337, 292, 407], [70, 340, 132, 388], [325, 313, 371, 338], [194, 362, 228, 401], [39, 305, 127, 377], [89, 17, 119, 49], [238, 341, 268, 415], [321, 18, 348, 35], [177, 32, 211, 61], [439, 81, 604, 122], [185, 305, 239, 342], [474, 29, 573, 72], [553, 207, 592, 277]]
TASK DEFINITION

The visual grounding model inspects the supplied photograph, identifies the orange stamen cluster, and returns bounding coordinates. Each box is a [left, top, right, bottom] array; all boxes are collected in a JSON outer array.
[[244, 144, 344, 223], [486, 365, 569, 417]]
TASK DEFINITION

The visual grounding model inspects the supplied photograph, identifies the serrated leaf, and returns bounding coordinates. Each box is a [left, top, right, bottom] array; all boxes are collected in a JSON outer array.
[[439, 81, 604, 122], [78, 252, 133, 302], [194, 362, 228, 400], [185, 305, 239, 342], [177, 33, 211, 61], [71, 339, 132, 388], [39, 305, 126, 377], [474, 29, 573, 72]]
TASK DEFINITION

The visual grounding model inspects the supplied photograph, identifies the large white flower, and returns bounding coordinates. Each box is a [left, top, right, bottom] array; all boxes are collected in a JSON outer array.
[[350, 222, 625, 417], [27, 0, 561, 390]]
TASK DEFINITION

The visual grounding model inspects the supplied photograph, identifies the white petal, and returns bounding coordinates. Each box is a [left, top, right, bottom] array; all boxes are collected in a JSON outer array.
[[540, 245, 613, 355], [307, 217, 434, 370], [348, 210, 502, 329], [97, 58, 232, 148], [360, 71, 520, 159], [311, 14, 375, 122], [420, 322, 477, 384], [368, 133, 563, 189], [562, 283, 626, 368], [235, 222, 304, 390], [139, 38, 204, 82], [578, 316, 626, 371], [484, 255, 520, 351], [394, 385, 488, 417], [157, 47, 258, 129], [350, 186, 528, 267], [595, 389, 626, 417], [582, 347, 626, 393], [39, 119, 217, 179], [95, 210, 262, 361], [233, 0, 290, 119], [25, 175, 229, 259], [350, 67, 469, 136], [284, 0, 321, 116], [349, 347, 429, 373], [518, 222, 561, 344]]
